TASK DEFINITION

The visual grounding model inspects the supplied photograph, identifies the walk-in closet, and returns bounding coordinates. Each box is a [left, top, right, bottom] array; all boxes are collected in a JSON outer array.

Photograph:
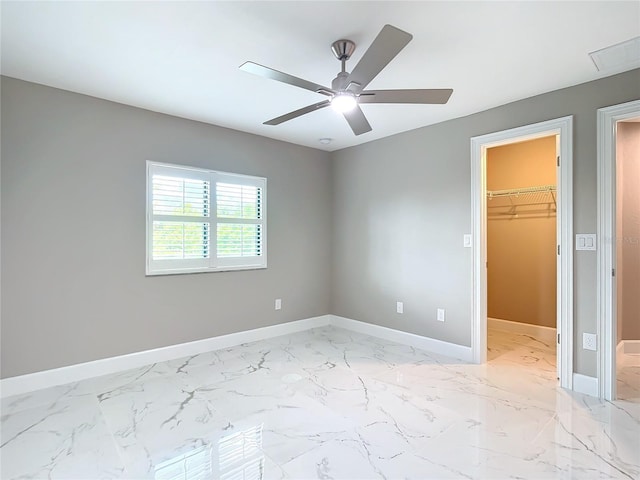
[[486, 135, 557, 372]]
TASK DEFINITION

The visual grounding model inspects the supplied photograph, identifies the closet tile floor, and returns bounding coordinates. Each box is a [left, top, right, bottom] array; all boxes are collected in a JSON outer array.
[[1, 326, 639, 479], [487, 327, 557, 373], [618, 350, 640, 403]]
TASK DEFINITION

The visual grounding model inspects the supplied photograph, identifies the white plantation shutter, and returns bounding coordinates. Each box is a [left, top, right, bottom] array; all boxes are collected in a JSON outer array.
[[147, 162, 266, 275], [152, 221, 210, 260], [215, 175, 264, 267], [152, 173, 210, 261]]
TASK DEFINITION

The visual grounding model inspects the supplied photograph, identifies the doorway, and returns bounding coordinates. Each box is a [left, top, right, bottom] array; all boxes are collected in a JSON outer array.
[[486, 137, 558, 374], [597, 99, 640, 401], [471, 116, 573, 390]]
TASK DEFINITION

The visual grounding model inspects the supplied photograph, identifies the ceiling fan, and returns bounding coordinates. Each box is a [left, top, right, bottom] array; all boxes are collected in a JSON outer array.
[[240, 24, 453, 136]]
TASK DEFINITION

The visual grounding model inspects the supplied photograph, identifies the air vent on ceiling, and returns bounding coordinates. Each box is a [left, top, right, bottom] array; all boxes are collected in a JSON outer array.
[[589, 36, 640, 72]]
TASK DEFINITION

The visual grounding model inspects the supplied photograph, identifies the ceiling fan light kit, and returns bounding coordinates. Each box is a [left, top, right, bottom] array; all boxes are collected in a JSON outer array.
[[331, 92, 357, 112], [240, 24, 453, 136]]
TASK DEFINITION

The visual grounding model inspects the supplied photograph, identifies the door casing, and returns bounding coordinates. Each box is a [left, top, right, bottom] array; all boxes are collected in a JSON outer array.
[[597, 99, 640, 400], [471, 116, 573, 389]]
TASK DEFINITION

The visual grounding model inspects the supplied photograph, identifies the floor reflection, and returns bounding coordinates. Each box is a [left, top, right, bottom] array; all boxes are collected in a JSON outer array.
[[154, 424, 265, 480]]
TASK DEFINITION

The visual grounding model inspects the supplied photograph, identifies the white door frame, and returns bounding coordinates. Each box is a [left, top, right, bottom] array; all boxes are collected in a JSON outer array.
[[597, 99, 640, 400], [471, 116, 574, 389]]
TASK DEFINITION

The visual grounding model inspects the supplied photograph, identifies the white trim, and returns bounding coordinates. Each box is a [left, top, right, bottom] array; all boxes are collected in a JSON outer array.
[[572, 373, 599, 397], [597, 99, 640, 401], [620, 340, 640, 355], [471, 116, 573, 390], [6, 311, 579, 399], [330, 315, 473, 362], [0, 315, 330, 398], [488, 317, 556, 344], [1, 314, 476, 398], [618, 342, 640, 367]]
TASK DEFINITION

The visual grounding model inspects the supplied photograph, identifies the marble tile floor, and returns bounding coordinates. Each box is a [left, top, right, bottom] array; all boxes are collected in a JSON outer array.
[[487, 327, 557, 374], [1, 326, 639, 479], [617, 350, 640, 403]]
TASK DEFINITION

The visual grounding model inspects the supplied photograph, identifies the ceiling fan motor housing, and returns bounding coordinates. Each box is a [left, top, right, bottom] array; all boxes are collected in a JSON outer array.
[[332, 71, 351, 91]]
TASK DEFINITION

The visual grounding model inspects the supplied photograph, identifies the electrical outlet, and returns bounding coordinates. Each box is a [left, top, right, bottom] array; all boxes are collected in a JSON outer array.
[[275, 298, 282, 310], [437, 308, 445, 322], [582, 332, 597, 351], [396, 301, 404, 314]]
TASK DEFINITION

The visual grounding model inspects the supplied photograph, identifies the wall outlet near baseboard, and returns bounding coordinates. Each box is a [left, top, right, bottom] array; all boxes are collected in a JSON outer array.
[[437, 308, 445, 322], [396, 301, 404, 314], [582, 332, 597, 351], [275, 298, 282, 310]]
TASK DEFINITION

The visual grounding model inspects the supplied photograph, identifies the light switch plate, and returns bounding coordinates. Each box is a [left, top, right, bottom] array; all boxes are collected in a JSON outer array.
[[576, 234, 597, 251], [463, 234, 472, 248]]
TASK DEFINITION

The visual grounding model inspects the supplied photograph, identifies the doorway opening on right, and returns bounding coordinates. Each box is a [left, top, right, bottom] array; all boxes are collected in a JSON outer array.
[[615, 118, 640, 403]]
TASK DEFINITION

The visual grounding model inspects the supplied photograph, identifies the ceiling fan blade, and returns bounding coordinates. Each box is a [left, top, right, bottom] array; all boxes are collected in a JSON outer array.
[[346, 25, 412, 92], [342, 105, 372, 136], [264, 100, 331, 126], [240, 62, 332, 95], [359, 89, 453, 104]]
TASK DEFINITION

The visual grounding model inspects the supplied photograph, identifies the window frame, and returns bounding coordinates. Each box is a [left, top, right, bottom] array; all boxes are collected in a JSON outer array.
[[146, 161, 267, 276]]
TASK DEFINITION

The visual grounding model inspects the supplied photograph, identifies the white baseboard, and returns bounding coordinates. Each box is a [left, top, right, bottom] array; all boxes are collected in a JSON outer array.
[[0, 315, 331, 398], [4, 313, 571, 399], [330, 315, 473, 362], [488, 317, 556, 344], [620, 340, 640, 355], [573, 373, 598, 397]]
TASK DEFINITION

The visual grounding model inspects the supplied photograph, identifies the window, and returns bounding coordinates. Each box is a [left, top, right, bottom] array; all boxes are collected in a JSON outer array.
[[146, 161, 266, 275]]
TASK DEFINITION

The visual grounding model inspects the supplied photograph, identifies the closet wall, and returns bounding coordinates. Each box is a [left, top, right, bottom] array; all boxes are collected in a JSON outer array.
[[487, 136, 557, 328], [616, 122, 640, 342]]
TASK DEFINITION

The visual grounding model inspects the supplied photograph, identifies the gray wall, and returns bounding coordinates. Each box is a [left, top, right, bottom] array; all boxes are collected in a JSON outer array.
[[331, 69, 640, 377], [1, 77, 333, 378], [3, 70, 640, 380]]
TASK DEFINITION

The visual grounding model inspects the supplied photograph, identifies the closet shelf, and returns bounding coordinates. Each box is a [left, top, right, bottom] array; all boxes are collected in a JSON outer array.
[[487, 184, 556, 208], [487, 184, 556, 198]]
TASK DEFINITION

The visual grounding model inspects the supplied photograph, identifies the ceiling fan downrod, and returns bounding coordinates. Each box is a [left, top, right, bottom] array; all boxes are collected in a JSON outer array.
[[331, 39, 356, 91], [331, 39, 356, 73]]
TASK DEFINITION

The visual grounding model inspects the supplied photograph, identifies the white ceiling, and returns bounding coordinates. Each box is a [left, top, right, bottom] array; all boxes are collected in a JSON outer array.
[[2, 1, 639, 151]]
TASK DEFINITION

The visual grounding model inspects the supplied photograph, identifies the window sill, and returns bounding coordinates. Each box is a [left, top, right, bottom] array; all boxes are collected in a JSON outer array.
[[145, 264, 267, 276]]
